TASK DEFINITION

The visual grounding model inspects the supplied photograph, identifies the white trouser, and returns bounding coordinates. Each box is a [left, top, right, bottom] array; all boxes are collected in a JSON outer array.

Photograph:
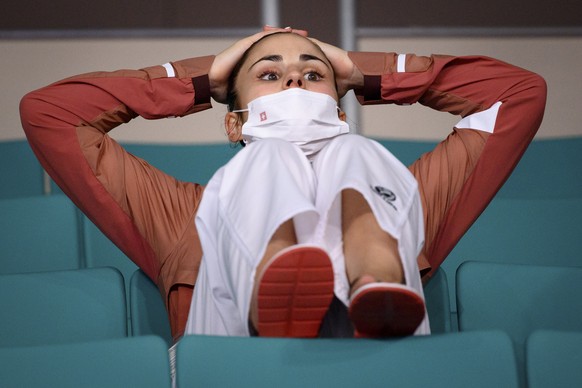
[[184, 135, 430, 337]]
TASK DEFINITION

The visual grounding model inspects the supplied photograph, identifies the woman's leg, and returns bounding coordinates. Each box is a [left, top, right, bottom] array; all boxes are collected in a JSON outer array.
[[342, 188, 403, 287], [248, 219, 296, 330], [186, 139, 330, 336], [258, 219, 298, 273], [312, 134, 430, 336]]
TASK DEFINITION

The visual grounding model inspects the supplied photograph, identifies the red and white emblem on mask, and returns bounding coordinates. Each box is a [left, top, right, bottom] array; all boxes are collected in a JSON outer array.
[[260, 111, 267, 122]]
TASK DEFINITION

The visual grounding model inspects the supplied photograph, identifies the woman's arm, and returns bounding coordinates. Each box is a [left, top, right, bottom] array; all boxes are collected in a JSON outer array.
[[318, 46, 547, 279], [19, 56, 213, 281]]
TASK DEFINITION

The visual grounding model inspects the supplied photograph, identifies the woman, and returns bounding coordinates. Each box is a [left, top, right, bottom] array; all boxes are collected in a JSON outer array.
[[19, 27, 547, 341], [187, 30, 428, 338]]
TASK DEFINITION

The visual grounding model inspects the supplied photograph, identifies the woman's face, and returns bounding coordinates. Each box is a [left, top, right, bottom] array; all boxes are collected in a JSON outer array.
[[234, 33, 338, 110]]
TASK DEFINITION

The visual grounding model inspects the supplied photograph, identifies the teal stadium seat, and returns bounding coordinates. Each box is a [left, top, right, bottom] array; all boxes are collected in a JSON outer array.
[[82, 215, 138, 292], [0, 140, 45, 199], [122, 142, 239, 185], [83, 215, 138, 286], [494, 137, 582, 200], [0, 195, 81, 274], [445, 197, 582, 270], [0, 267, 127, 347], [456, 261, 582, 386], [83, 216, 139, 332], [130, 269, 173, 344], [423, 267, 451, 333], [176, 331, 518, 388], [0, 336, 171, 388], [526, 330, 582, 388], [442, 196, 582, 323]]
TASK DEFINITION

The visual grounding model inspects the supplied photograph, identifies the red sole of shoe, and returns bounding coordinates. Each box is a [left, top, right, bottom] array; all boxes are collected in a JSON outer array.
[[349, 284, 425, 338], [256, 246, 334, 338]]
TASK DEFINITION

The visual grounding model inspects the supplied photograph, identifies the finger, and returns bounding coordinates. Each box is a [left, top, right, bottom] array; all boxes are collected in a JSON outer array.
[[262, 25, 290, 33], [283, 26, 309, 37], [263, 26, 290, 32], [291, 28, 308, 37]]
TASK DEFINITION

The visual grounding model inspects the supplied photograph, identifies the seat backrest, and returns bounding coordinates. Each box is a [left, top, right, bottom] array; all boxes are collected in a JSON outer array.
[[442, 197, 582, 316], [423, 267, 451, 333], [457, 261, 582, 336], [82, 215, 138, 310], [448, 198, 582, 269], [129, 269, 172, 345], [0, 267, 127, 347], [0, 194, 81, 274], [0, 140, 44, 200], [176, 331, 518, 388], [0, 336, 171, 388], [526, 330, 582, 388], [122, 142, 238, 184], [456, 261, 582, 386], [83, 215, 138, 281]]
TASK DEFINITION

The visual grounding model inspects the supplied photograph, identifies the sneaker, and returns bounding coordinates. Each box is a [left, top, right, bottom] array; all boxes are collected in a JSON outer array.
[[349, 282, 425, 338], [252, 244, 334, 338]]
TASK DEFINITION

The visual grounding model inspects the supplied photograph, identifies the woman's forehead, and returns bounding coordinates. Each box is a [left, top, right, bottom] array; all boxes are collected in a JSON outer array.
[[244, 34, 328, 66]]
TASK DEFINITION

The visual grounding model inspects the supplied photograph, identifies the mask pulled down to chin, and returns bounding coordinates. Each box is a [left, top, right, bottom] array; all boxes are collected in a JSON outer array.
[[233, 88, 350, 161]]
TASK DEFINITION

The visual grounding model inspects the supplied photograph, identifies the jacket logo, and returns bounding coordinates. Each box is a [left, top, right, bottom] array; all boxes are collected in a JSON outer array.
[[372, 185, 397, 211]]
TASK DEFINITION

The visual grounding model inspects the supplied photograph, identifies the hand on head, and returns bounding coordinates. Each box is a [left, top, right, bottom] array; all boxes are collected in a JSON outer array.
[[209, 26, 308, 103], [309, 38, 364, 98]]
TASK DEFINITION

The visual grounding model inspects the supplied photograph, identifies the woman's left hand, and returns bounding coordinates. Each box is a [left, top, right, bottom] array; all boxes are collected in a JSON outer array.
[[310, 38, 364, 98]]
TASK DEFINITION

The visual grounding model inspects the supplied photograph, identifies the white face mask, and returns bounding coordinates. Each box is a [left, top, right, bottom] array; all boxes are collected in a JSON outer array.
[[233, 88, 349, 161]]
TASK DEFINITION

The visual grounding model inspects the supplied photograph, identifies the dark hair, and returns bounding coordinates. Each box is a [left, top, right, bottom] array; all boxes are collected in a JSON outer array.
[[225, 34, 283, 147]]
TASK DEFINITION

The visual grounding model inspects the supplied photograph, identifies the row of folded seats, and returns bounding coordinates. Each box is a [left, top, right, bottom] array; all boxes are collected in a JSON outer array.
[[1, 264, 581, 387], [2, 329, 580, 388]]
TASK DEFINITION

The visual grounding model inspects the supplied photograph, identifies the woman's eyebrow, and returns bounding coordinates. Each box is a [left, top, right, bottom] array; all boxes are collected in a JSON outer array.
[[300, 54, 331, 69], [248, 53, 330, 72], [248, 55, 283, 71]]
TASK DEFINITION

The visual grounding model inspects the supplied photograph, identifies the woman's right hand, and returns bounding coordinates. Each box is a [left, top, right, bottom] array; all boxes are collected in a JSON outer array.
[[209, 26, 308, 104]]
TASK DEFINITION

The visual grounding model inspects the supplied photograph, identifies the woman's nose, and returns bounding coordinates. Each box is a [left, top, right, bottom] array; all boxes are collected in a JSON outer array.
[[285, 74, 303, 88]]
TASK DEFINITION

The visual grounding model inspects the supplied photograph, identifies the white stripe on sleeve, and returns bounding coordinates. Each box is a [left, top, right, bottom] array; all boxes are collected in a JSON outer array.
[[454, 101, 502, 134], [162, 62, 176, 78], [397, 54, 406, 73]]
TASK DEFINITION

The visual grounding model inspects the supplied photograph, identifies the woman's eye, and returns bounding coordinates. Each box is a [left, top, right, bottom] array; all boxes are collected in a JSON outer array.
[[259, 72, 279, 81], [304, 72, 322, 81]]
